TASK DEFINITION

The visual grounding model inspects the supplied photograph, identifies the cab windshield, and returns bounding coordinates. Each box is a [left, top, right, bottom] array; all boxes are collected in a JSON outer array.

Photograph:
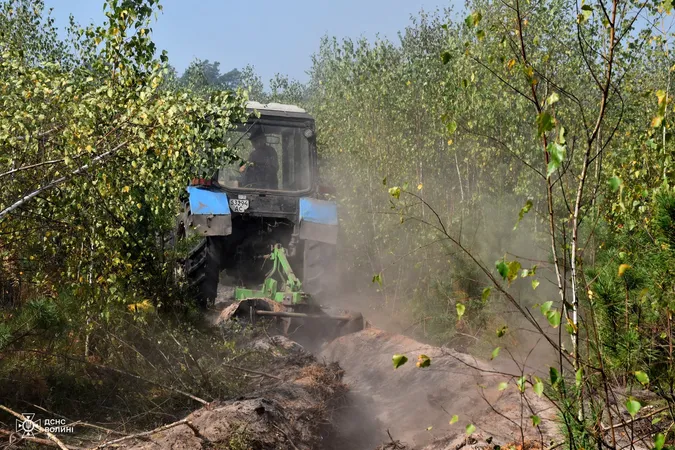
[[218, 123, 312, 191]]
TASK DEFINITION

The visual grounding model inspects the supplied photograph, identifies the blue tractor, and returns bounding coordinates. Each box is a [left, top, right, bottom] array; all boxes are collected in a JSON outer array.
[[177, 102, 362, 335]]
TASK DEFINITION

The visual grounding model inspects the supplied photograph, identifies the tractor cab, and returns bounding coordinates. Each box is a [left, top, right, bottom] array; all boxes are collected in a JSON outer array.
[[181, 102, 339, 306], [217, 102, 315, 194]]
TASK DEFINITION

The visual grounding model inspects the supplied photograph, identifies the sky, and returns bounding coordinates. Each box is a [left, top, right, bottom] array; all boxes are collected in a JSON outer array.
[[43, 0, 457, 84]]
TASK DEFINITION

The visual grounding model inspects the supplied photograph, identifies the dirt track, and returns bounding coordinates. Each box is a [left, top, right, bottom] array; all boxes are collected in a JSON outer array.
[[102, 323, 559, 449], [321, 328, 560, 449], [120, 336, 352, 450]]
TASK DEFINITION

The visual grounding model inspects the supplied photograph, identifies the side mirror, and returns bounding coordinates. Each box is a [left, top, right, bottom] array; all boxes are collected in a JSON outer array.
[[318, 184, 336, 195], [190, 177, 213, 186]]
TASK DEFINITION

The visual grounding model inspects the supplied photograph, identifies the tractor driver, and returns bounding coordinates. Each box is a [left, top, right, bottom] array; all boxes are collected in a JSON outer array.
[[239, 127, 279, 189]]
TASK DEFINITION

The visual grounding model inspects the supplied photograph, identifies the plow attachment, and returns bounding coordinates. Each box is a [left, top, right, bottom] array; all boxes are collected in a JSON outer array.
[[216, 245, 367, 343], [218, 297, 366, 342]]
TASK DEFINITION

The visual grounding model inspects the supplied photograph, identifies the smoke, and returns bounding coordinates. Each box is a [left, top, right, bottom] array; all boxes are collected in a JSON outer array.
[[320, 142, 564, 375], [314, 176, 565, 447], [306, 90, 567, 447]]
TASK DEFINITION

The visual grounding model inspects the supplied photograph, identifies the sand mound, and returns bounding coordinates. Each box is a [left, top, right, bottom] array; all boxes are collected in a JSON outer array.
[[121, 339, 348, 450], [321, 328, 560, 449]]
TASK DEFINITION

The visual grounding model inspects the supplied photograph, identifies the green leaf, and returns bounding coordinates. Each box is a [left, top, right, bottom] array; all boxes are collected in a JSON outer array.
[[446, 120, 458, 135], [465, 424, 476, 435], [533, 379, 544, 397], [507, 261, 521, 283], [491, 347, 501, 360], [546, 92, 560, 106], [496, 325, 508, 337], [516, 376, 526, 392], [417, 354, 431, 368], [546, 142, 566, 178], [625, 398, 641, 417], [531, 414, 541, 427], [546, 310, 561, 328], [559, 126, 567, 145], [456, 303, 466, 320], [382, 177, 387, 186], [532, 279, 540, 290], [388, 186, 401, 199], [465, 11, 482, 28], [441, 51, 452, 65], [550, 367, 560, 385], [608, 176, 622, 192], [540, 301, 553, 315], [392, 354, 408, 369], [523, 65, 534, 80], [575, 368, 583, 388], [525, 265, 537, 276], [514, 199, 533, 229], [664, 0, 674, 14], [657, 90, 668, 117], [496, 260, 508, 279], [635, 371, 649, 385], [578, 4, 592, 23], [654, 433, 666, 450], [536, 112, 555, 136], [449, 415, 459, 424], [481, 287, 491, 302], [565, 320, 575, 335], [372, 273, 383, 286], [498, 381, 508, 391]]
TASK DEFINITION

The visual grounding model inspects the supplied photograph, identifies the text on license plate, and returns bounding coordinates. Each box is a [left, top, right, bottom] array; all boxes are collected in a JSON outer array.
[[229, 199, 249, 213]]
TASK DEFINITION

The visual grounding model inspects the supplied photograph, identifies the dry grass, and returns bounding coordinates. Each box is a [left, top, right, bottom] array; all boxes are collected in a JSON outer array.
[[295, 362, 347, 399]]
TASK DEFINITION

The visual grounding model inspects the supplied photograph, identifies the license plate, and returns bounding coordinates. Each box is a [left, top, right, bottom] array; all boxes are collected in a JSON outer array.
[[229, 199, 249, 213]]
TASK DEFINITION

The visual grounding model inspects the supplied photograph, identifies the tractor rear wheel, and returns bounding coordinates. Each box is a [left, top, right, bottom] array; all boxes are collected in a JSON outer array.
[[302, 240, 338, 302], [185, 237, 220, 308]]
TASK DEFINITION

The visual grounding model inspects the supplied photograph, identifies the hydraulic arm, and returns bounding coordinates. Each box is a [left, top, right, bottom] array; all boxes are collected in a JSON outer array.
[[234, 244, 307, 305]]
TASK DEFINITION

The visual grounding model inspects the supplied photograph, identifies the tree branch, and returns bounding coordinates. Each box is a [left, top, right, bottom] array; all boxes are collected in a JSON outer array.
[[0, 141, 129, 221]]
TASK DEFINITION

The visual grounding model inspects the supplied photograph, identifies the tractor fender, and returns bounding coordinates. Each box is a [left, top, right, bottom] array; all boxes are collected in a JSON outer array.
[[298, 197, 338, 245], [184, 186, 233, 237]]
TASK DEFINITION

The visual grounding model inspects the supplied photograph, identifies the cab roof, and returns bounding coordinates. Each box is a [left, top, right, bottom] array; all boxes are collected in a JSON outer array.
[[246, 101, 313, 120]]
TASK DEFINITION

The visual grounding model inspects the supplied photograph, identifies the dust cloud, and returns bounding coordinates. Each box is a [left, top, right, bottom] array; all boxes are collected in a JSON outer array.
[[313, 151, 566, 447]]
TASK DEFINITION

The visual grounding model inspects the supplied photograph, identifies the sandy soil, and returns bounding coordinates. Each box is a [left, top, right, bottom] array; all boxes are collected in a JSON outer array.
[[120, 336, 351, 450], [96, 323, 561, 450], [321, 328, 560, 449]]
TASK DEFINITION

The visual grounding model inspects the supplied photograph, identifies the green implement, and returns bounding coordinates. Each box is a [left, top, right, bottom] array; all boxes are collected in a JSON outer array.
[[233, 245, 306, 306], [219, 244, 366, 343]]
